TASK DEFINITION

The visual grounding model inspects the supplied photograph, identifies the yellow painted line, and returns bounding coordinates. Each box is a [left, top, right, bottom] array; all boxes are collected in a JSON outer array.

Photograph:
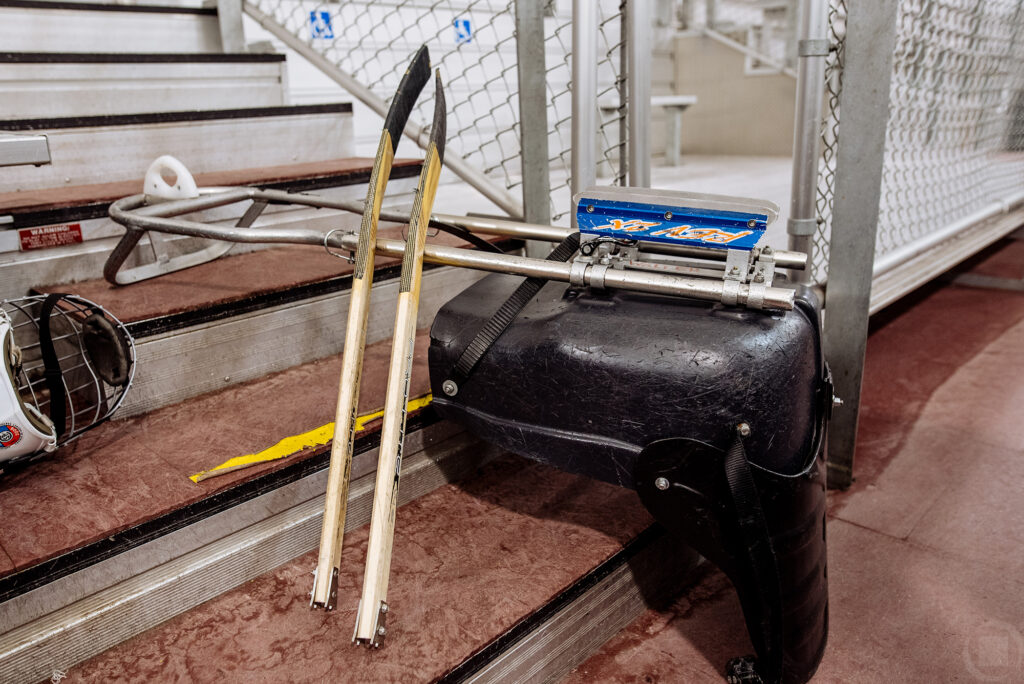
[[190, 392, 433, 483]]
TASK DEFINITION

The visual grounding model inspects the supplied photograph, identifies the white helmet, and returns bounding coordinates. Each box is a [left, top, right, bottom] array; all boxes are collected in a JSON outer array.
[[0, 294, 135, 473]]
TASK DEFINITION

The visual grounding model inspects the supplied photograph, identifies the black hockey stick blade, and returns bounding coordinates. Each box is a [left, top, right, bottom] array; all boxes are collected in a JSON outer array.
[[383, 45, 432, 155], [429, 70, 447, 166]]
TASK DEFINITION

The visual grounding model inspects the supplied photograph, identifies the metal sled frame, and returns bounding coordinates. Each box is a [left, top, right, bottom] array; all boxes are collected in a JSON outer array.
[[105, 186, 806, 312]]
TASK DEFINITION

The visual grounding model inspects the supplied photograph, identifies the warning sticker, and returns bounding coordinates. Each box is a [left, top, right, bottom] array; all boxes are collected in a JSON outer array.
[[18, 223, 83, 251]]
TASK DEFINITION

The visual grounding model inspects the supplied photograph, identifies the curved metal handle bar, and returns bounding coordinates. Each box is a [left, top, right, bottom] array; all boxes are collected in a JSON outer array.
[[103, 185, 806, 286], [104, 190, 271, 285], [103, 226, 147, 285], [107, 193, 795, 310], [102, 187, 557, 285]]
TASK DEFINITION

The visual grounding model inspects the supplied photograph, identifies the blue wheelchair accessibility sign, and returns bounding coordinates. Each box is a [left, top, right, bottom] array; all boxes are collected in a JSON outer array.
[[310, 11, 334, 39], [454, 17, 472, 45]]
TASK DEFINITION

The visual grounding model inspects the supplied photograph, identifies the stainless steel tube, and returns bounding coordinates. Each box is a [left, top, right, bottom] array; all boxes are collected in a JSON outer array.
[[435, 214, 571, 243], [571, 0, 599, 209], [626, 0, 652, 187], [787, 0, 828, 282], [109, 195, 793, 310], [339, 235, 792, 309], [514, 0, 552, 228], [872, 189, 1024, 277], [454, 216, 808, 270], [117, 189, 808, 270]]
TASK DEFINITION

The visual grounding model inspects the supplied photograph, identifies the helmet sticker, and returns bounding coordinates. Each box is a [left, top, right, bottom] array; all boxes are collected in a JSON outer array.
[[0, 424, 22, 448]]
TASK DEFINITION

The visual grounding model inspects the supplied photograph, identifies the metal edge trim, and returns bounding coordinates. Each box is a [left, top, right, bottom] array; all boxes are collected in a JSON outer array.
[[868, 208, 1024, 314]]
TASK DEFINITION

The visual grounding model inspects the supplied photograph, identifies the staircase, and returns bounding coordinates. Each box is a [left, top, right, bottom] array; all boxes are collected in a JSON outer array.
[[0, 3, 700, 682]]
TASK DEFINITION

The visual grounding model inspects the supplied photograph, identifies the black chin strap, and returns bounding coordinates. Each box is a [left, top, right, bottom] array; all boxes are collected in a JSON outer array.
[[430, 220, 506, 254], [38, 294, 68, 440], [447, 232, 580, 391], [724, 428, 784, 684]]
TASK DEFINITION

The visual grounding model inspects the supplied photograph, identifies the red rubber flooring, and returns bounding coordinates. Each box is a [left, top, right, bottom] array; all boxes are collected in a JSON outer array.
[[567, 238, 1024, 683], [0, 331, 433, 577], [63, 455, 653, 683]]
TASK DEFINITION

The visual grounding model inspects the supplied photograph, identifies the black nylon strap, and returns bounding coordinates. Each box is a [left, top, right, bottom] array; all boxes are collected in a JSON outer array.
[[430, 221, 504, 254], [724, 431, 784, 684], [38, 294, 68, 440], [449, 232, 580, 387]]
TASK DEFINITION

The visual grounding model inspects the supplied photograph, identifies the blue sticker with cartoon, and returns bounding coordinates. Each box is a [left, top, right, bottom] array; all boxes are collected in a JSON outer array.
[[576, 197, 767, 251], [454, 17, 472, 45], [310, 11, 334, 39]]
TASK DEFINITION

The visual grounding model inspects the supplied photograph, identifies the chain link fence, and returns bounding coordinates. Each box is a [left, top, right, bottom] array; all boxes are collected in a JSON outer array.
[[243, 0, 628, 223], [811, 0, 845, 283], [244, 0, 1024, 288], [877, 0, 1024, 262], [815, 0, 1024, 284]]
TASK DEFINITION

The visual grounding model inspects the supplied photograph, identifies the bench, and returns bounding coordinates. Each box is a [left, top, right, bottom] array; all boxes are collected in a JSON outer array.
[[599, 94, 698, 169], [651, 94, 698, 165]]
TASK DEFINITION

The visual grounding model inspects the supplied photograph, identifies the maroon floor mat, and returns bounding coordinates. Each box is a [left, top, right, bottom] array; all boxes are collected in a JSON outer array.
[[64, 455, 653, 683], [0, 330, 432, 577], [838, 262, 1024, 502]]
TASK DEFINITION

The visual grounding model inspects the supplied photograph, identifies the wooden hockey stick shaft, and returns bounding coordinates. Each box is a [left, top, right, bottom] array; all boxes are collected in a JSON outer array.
[[353, 70, 447, 646], [311, 46, 431, 610]]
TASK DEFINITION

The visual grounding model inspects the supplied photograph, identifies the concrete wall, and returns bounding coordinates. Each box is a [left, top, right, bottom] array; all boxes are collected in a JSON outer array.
[[672, 33, 795, 156]]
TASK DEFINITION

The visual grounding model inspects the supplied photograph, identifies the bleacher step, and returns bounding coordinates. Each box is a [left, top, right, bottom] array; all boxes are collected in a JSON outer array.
[[0, 451, 699, 683], [0, 1, 223, 54], [0, 328, 445, 605], [0, 157, 422, 298], [0, 103, 354, 193], [0, 429, 487, 683], [0, 52, 288, 118], [0, 318, 517, 681]]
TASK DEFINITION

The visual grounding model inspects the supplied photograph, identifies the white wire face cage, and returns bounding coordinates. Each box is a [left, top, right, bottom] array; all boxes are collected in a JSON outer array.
[[0, 294, 136, 473]]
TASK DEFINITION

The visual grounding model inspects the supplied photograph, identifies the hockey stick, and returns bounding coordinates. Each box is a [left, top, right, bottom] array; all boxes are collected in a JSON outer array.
[[353, 70, 446, 647], [310, 45, 431, 610]]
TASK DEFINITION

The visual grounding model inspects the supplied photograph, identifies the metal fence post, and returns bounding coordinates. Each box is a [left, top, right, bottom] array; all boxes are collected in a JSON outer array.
[[626, 0, 652, 187], [571, 0, 599, 218], [515, 0, 552, 246], [217, 0, 247, 53], [784, 0, 800, 68], [704, 0, 716, 29], [787, 0, 827, 282], [822, 0, 900, 489], [617, 7, 628, 185]]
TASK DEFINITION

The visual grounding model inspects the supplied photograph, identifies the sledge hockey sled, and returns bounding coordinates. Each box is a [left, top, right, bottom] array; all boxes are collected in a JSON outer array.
[[427, 188, 832, 684]]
